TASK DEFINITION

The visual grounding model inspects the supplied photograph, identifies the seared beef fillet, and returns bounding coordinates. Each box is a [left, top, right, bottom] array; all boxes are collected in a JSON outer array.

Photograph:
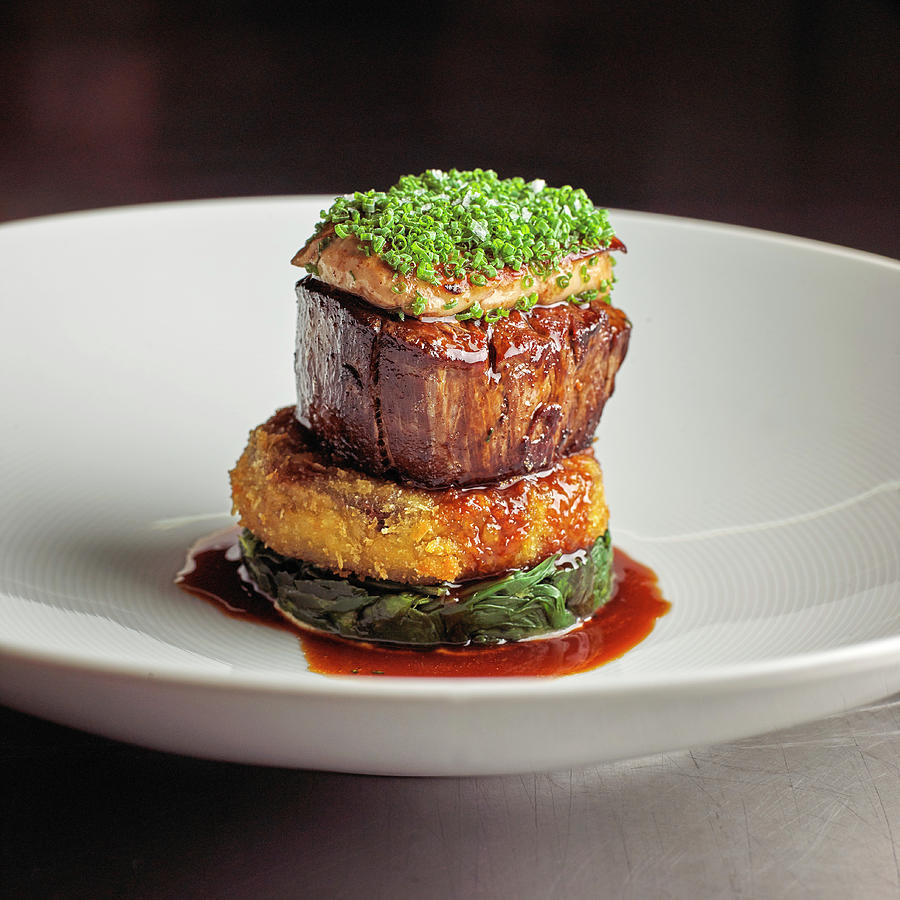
[[295, 277, 630, 489]]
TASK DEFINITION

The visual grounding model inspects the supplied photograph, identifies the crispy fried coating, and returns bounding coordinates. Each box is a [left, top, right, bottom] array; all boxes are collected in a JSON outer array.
[[230, 407, 609, 584]]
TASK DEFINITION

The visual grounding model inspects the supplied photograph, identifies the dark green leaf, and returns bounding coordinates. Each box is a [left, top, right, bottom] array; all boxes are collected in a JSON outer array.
[[239, 530, 614, 647]]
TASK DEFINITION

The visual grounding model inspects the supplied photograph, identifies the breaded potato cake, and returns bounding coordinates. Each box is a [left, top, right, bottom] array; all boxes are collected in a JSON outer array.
[[230, 407, 609, 584]]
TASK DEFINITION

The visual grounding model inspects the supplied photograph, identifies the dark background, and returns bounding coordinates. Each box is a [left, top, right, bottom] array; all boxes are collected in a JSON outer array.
[[0, 0, 898, 256]]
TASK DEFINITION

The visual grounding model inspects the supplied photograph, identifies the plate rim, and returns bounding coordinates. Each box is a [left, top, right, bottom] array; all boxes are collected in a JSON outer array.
[[1, 195, 898, 267], [1, 619, 898, 700]]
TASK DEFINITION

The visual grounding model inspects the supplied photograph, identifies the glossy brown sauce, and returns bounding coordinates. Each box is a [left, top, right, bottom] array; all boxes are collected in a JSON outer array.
[[176, 530, 669, 678], [436, 456, 599, 570]]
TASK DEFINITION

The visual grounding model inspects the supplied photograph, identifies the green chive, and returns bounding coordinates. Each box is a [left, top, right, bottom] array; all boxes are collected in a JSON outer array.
[[484, 307, 510, 323], [410, 292, 427, 316], [456, 300, 484, 321], [307, 169, 617, 289]]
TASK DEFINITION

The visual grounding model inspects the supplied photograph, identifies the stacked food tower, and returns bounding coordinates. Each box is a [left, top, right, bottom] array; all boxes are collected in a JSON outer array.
[[230, 169, 631, 646]]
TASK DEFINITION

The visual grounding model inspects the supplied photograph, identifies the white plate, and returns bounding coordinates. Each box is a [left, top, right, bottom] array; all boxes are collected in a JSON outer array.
[[0, 199, 898, 775]]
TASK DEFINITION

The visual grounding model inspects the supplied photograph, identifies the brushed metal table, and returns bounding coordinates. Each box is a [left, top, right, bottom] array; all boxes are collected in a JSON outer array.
[[3, 695, 898, 899]]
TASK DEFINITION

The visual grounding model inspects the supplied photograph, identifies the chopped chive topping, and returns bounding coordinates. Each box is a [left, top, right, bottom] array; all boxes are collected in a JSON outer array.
[[304, 262, 319, 276], [390, 282, 404, 294], [409, 292, 427, 316], [516, 292, 539, 312], [556, 273, 571, 289], [311, 169, 616, 286], [456, 300, 484, 321], [580, 263, 590, 283], [522, 274, 534, 288], [575, 289, 599, 302]]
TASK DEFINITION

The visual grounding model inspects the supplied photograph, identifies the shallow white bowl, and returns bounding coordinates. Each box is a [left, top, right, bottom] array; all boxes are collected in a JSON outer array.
[[0, 198, 897, 775]]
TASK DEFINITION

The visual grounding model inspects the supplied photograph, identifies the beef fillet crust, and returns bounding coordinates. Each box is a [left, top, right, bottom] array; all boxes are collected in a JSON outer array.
[[229, 407, 610, 584], [294, 276, 630, 489]]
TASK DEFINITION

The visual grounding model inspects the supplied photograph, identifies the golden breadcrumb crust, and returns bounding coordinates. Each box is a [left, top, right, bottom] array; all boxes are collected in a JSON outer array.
[[230, 407, 609, 583]]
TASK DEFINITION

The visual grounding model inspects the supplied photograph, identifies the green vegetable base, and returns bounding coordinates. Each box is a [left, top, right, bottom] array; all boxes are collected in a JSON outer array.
[[239, 530, 614, 646]]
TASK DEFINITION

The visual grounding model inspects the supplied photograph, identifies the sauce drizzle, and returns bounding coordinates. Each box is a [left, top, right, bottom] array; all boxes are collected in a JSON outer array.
[[177, 529, 669, 678]]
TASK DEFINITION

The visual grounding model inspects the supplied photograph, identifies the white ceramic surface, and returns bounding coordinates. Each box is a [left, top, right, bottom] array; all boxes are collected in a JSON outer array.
[[1, 198, 898, 775]]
